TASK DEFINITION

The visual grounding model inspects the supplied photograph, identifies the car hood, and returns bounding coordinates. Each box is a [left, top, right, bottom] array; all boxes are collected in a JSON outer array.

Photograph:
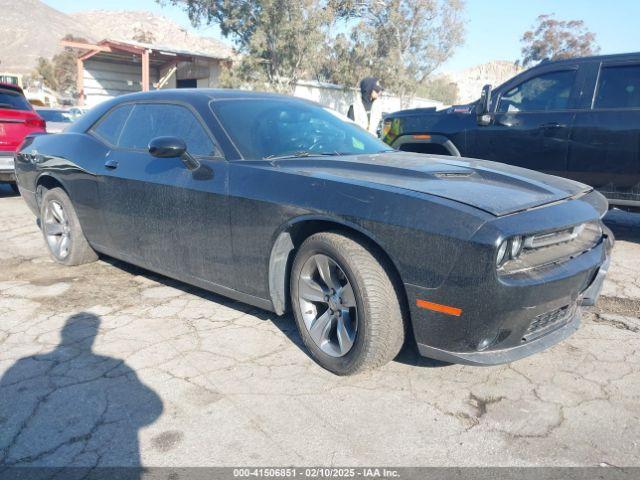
[[260, 152, 591, 216]]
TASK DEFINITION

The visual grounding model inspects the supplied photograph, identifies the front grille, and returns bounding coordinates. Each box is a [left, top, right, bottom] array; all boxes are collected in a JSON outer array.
[[523, 304, 575, 342]]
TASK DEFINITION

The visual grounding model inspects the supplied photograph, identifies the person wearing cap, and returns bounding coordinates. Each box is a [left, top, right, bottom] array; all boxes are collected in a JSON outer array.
[[347, 77, 384, 135]]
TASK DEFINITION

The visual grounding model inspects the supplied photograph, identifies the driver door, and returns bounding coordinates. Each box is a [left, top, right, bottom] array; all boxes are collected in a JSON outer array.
[[470, 67, 579, 176], [91, 102, 233, 286]]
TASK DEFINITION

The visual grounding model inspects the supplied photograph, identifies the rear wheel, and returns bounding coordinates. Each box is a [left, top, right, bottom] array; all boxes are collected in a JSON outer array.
[[290, 232, 405, 375], [40, 187, 98, 266]]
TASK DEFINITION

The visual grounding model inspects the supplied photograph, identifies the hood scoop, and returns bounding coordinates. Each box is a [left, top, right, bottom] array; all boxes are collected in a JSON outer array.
[[433, 171, 475, 179]]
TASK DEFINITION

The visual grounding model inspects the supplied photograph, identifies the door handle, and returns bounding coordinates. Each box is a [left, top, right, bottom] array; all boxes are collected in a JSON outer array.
[[539, 122, 565, 129], [104, 159, 119, 169]]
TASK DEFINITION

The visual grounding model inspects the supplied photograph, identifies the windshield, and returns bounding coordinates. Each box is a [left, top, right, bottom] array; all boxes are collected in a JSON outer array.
[[211, 98, 392, 159], [37, 109, 73, 123]]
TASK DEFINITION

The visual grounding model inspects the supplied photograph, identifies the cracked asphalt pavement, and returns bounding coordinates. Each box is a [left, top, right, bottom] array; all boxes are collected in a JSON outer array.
[[1, 184, 639, 468]]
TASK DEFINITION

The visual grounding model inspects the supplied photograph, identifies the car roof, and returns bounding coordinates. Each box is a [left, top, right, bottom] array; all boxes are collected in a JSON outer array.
[[111, 88, 314, 104], [531, 51, 640, 68], [0, 82, 24, 94], [67, 88, 324, 134]]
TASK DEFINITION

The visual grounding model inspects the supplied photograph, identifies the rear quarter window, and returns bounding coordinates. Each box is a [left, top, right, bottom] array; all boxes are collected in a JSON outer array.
[[90, 104, 134, 146], [0, 88, 32, 111]]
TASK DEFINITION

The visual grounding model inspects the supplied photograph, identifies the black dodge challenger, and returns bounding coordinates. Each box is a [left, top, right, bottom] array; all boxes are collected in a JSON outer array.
[[14, 89, 613, 375]]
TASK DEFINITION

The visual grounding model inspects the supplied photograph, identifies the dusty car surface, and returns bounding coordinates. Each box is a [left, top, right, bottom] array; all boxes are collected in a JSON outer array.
[[14, 89, 613, 375]]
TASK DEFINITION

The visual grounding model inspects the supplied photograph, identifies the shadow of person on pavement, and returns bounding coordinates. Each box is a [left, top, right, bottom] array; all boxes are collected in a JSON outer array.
[[0, 312, 163, 478]]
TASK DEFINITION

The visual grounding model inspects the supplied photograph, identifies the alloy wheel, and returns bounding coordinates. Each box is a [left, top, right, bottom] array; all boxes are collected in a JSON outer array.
[[44, 200, 71, 259], [297, 254, 358, 357]]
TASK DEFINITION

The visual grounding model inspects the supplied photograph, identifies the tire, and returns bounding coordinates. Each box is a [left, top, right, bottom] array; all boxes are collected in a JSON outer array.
[[10, 183, 19, 195], [290, 231, 405, 375], [40, 187, 98, 266]]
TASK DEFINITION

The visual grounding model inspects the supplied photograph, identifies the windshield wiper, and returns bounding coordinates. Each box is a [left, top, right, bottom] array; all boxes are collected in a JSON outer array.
[[263, 151, 344, 160]]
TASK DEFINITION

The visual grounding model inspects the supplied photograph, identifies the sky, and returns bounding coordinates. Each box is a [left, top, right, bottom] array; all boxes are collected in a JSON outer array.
[[43, 0, 640, 72]]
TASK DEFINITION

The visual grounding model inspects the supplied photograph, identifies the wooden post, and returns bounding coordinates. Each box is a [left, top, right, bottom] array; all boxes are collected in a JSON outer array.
[[76, 58, 84, 106], [141, 50, 150, 92]]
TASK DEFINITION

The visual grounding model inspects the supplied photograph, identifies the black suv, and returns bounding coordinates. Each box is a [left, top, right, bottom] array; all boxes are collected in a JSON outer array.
[[381, 52, 640, 211]]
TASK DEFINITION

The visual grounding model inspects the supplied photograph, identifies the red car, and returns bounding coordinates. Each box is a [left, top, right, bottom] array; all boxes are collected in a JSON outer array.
[[0, 83, 46, 193]]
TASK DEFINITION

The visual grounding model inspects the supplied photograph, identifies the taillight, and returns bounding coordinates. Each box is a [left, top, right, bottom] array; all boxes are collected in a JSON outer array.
[[26, 117, 46, 130]]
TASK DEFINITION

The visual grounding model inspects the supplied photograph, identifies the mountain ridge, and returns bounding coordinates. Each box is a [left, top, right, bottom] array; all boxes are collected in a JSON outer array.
[[0, 0, 232, 75]]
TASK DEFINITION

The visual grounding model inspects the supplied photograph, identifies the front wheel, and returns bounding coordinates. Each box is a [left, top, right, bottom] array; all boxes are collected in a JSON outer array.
[[40, 187, 98, 266], [290, 232, 405, 375]]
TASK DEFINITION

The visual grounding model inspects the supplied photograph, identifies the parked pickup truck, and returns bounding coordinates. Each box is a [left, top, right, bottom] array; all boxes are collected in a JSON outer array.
[[381, 52, 640, 211]]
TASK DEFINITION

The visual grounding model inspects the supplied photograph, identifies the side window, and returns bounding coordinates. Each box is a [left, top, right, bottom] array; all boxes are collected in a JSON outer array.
[[118, 103, 219, 156], [497, 70, 577, 113], [594, 64, 640, 109], [90, 104, 133, 145]]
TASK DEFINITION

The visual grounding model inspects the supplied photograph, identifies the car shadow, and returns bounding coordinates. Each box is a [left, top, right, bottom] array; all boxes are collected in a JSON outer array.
[[101, 257, 451, 371], [0, 312, 163, 476], [603, 208, 640, 243], [0, 184, 19, 198], [100, 256, 310, 352]]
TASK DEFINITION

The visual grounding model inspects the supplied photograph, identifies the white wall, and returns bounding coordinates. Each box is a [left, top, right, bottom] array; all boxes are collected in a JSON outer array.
[[292, 80, 444, 116], [82, 58, 224, 107], [82, 60, 442, 115], [83, 60, 160, 108]]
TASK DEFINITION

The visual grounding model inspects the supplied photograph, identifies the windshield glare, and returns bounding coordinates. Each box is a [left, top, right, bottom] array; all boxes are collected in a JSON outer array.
[[211, 99, 391, 159]]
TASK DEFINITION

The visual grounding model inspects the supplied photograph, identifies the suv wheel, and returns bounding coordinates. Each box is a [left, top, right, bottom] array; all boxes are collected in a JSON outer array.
[[290, 232, 405, 375], [40, 187, 98, 266]]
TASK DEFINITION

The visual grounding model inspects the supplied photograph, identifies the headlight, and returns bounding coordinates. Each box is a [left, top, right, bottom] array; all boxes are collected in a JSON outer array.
[[497, 235, 524, 268], [498, 222, 604, 274], [510, 235, 523, 258], [496, 240, 508, 266]]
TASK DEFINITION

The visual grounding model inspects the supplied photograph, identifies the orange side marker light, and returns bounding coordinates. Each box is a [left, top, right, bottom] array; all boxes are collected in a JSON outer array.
[[416, 299, 462, 317], [412, 134, 431, 140]]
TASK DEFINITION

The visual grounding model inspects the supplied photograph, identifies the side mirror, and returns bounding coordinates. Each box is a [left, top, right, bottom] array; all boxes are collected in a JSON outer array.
[[148, 136, 199, 170], [148, 136, 187, 158], [477, 84, 493, 125]]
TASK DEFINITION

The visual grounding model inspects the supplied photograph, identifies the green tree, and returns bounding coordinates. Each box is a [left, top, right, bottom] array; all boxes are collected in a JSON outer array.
[[33, 57, 56, 90], [33, 34, 87, 96], [417, 76, 459, 104], [132, 27, 157, 44], [162, 0, 349, 93], [520, 14, 599, 67], [322, 0, 464, 102]]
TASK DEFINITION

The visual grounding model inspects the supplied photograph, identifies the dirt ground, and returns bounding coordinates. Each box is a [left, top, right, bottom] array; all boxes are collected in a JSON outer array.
[[1, 184, 638, 468]]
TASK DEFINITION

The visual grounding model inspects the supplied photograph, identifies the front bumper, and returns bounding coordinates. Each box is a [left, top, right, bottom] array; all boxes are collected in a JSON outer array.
[[418, 311, 581, 365], [407, 194, 614, 366], [0, 154, 16, 182]]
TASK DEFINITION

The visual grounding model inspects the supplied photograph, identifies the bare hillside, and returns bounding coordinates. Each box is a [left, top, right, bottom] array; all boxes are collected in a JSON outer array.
[[445, 60, 523, 103], [0, 0, 93, 74], [70, 10, 232, 58]]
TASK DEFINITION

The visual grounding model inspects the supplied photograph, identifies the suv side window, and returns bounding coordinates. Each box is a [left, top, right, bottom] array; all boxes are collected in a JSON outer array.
[[497, 70, 577, 113], [90, 104, 133, 145], [117, 103, 220, 156], [594, 64, 640, 109]]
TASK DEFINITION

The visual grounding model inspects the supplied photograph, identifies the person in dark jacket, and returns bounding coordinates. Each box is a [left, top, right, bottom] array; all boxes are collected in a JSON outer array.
[[347, 77, 384, 134]]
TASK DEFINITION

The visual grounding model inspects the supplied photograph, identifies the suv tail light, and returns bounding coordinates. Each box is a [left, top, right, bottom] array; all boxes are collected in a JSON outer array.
[[25, 116, 46, 130]]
